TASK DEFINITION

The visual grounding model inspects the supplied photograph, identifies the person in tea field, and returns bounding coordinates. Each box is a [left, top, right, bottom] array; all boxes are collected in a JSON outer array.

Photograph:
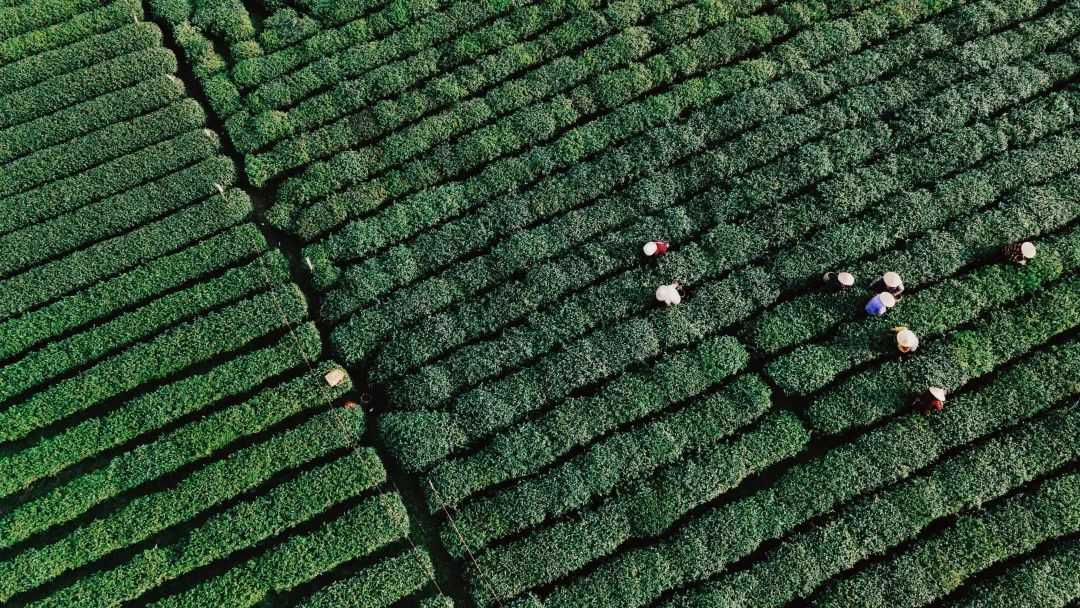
[[822, 271, 855, 291], [910, 386, 946, 414], [865, 291, 896, 316], [656, 282, 682, 305], [870, 271, 905, 297], [1003, 241, 1037, 265], [643, 239, 670, 257], [892, 326, 919, 354]]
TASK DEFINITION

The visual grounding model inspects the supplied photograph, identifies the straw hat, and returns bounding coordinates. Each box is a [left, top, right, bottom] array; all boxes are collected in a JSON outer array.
[[656, 283, 681, 305], [1021, 242, 1036, 260], [929, 386, 947, 401], [838, 272, 854, 287], [324, 368, 346, 387], [879, 292, 896, 308], [883, 272, 902, 288], [643, 241, 659, 256], [896, 329, 919, 350]]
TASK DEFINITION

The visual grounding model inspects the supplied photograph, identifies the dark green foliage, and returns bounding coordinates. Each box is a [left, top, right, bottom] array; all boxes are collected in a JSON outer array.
[[0, 74, 185, 167], [0, 187, 251, 320], [259, 8, 321, 51], [468, 411, 808, 604], [190, 0, 255, 46], [0, 282, 307, 443], [815, 469, 1080, 607], [0, 97, 206, 198], [0, 128, 224, 237], [5, 0, 1080, 606], [0, 153, 234, 277], [296, 551, 435, 608], [361, 0, 1070, 389], [0, 0, 139, 65], [0, 46, 176, 129], [326, 0, 1066, 374], [0, 252, 286, 401], [947, 538, 1080, 608], [528, 339, 1080, 607], [149, 492, 411, 608], [0, 408, 365, 601], [381, 335, 748, 472], [0, 328, 326, 525], [228, 0, 617, 153], [37, 451, 389, 608], [0, 224, 265, 361], [420, 596, 456, 608], [664, 397, 1080, 608], [270, 0, 882, 234], [747, 152, 1080, 354], [765, 124, 1080, 294], [0, 7, 435, 608], [441, 374, 772, 554], [379, 81, 1080, 465], [0, 0, 113, 41], [147, 0, 191, 24], [173, 21, 242, 116], [0, 21, 161, 94], [424, 342, 754, 507], [229, 0, 452, 89]]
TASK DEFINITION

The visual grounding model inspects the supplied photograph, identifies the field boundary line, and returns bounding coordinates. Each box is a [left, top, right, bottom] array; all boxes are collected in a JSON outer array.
[[428, 477, 509, 607], [213, 183, 454, 606]]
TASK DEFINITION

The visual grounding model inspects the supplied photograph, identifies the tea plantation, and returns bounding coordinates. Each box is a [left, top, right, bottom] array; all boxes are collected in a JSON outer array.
[[1, 0, 1078, 606]]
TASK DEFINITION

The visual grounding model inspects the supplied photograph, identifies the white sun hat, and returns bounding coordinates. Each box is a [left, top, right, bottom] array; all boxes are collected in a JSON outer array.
[[883, 272, 903, 288], [896, 329, 919, 350], [929, 386, 947, 401], [837, 272, 855, 287], [655, 283, 681, 305], [643, 241, 658, 256], [879, 292, 897, 308], [1021, 241, 1036, 260]]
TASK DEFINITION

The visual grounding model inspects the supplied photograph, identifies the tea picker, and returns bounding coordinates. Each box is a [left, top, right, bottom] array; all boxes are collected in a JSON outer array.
[[344, 393, 372, 409], [1003, 241, 1036, 266], [656, 282, 682, 305], [865, 291, 896, 316], [822, 271, 855, 291], [324, 368, 346, 387], [870, 271, 905, 297], [643, 239, 670, 257], [892, 326, 919, 354], [910, 386, 946, 414]]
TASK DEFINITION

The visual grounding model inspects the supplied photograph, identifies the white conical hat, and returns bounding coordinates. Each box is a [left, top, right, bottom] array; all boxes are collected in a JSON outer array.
[[929, 386, 947, 401], [656, 284, 681, 305], [1021, 242, 1036, 259], [643, 241, 658, 256], [883, 272, 902, 288], [879, 292, 896, 308], [896, 329, 919, 349], [838, 272, 854, 286]]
